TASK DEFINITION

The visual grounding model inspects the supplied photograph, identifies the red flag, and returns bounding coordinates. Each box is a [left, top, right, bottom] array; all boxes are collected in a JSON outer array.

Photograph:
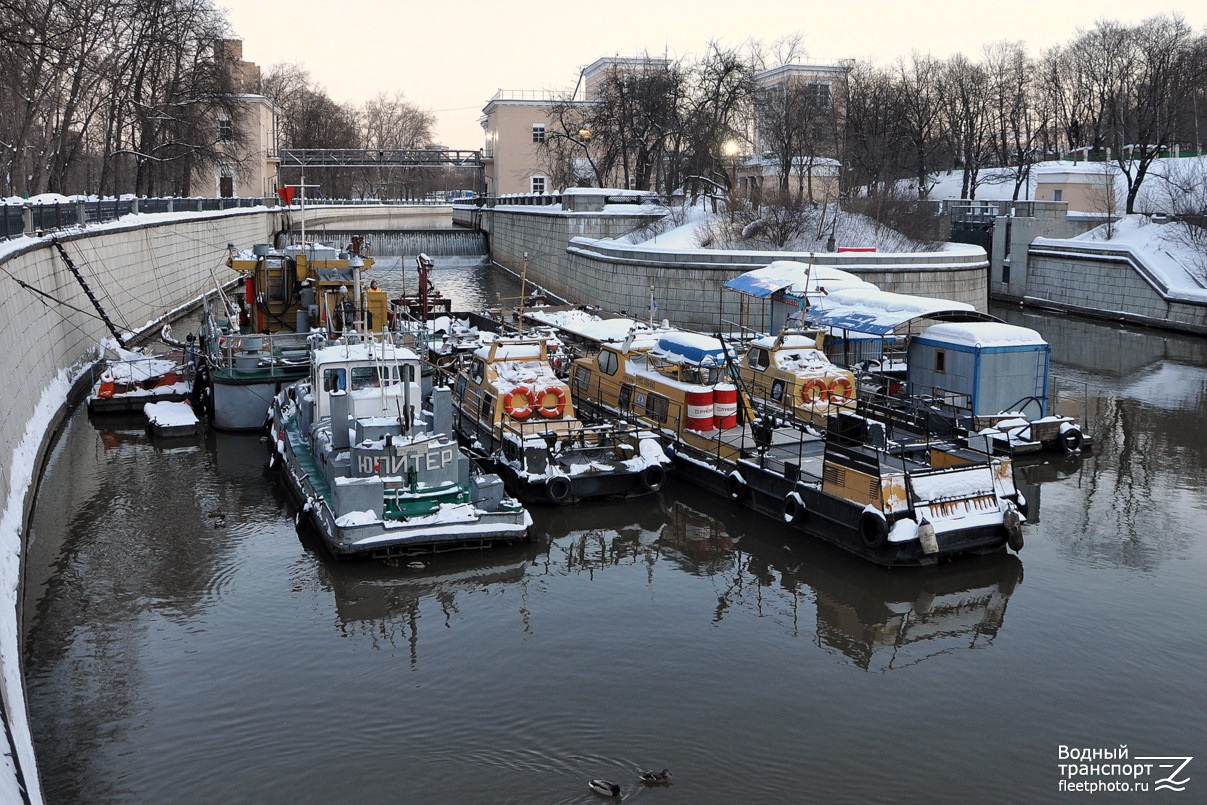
[[277, 186, 296, 205]]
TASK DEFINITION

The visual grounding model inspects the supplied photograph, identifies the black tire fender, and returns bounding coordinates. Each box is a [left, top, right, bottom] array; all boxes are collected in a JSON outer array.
[[859, 510, 888, 548], [782, 492, 806, 523], [640, 464, 666, 493], [546, 476, 572, 504]]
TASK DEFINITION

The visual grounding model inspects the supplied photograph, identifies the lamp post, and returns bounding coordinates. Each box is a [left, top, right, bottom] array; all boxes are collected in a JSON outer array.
[[723, 139, 740, 223]]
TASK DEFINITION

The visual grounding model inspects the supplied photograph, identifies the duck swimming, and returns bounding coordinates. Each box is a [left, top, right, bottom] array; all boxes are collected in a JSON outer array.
[[639, 768, 672, 785], [588, 778, 621, 797]]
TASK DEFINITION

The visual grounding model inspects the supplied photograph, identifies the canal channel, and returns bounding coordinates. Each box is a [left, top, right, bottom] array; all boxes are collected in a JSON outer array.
[[20, 257, 1207, 803]]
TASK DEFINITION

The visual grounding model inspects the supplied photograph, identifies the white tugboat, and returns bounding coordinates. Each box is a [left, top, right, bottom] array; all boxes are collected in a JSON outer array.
[[268, 336, 531, 559]]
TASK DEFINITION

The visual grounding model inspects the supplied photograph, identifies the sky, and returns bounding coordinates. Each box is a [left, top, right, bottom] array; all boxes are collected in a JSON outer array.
[[217, 0, 1207, 150]]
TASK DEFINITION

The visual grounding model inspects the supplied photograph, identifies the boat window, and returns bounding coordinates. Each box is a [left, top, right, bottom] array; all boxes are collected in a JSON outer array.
[[456, 375, 467, 398], [645, 392, 669, 423], [481, 393, 494, 421], [618, 384, 633, 411], [350, 366, 382, 390], [401, 364, 415, 383], [599, 350, 618, 376], [471, 359, 485, 384], [935, 350, 946, 374], [323, 368, 346, 391], [751, 347, 770, 371]]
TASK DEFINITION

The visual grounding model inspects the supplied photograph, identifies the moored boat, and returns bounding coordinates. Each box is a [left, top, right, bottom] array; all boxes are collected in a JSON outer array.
[[267, 337, 532, 559], [570, 335, 1025, 566], [197, 238, 386, 430], [737, 328, 857, 427], [87, 341, 193, 414], [451, 336, 672, 504]]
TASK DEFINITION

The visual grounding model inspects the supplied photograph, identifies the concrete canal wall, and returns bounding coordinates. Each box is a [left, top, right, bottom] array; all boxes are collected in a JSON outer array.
[[0, 208, 279, 803], [456, 198, 992, 332], [983, 201, 1207, 335]]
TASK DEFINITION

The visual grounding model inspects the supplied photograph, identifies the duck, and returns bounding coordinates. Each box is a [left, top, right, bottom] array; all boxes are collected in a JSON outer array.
[[639, 769, 672, 785], [588, 778, 621, 797]]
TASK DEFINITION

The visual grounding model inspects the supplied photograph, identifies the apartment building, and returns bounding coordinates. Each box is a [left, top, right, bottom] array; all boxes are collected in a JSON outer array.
[[206, 40, 281, 199]]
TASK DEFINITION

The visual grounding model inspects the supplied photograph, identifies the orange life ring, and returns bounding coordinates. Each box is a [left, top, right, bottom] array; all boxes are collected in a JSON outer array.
[[800, 378, 829, 404], [533, 385, 567, 418], [503, 385, 535, 420], [828, 377, 853, 403]]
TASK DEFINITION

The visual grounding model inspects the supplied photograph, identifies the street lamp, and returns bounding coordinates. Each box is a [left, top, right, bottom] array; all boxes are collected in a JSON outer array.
[[723, 139, 740, 222]]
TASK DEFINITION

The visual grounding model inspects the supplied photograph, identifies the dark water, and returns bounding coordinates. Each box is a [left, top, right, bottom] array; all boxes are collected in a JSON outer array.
[[22, 292, 1207, 804]]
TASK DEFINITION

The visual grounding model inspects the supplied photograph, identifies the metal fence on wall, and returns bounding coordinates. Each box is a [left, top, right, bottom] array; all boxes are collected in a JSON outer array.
[[1, 196, 273, 241]]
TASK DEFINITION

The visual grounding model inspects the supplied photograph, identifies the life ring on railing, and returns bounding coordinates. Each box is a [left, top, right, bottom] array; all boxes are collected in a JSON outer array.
[[546, 476, 572, 504], [640, 464, 666, 493], [859, 510, 888, 548], [533, 385, 567, 419], [800, 379, 829, 405], [503, 386, 536, 420], [828, 377, 854, 404]]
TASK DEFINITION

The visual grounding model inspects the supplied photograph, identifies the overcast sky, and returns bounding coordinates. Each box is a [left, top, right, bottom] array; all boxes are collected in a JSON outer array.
[[218, 0, 1207, 149]]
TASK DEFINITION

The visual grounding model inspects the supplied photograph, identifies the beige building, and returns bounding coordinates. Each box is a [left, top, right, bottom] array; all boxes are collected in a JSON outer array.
[[480, 56, 672, 196], [742, 61, 853, 203], [1033, 164, 1120, 215], [480, 90, 562, 196], [203, 40, 281, 199]]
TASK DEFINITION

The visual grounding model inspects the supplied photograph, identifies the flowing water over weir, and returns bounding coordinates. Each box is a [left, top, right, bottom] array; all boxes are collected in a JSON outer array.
[[289, 229, 489, 258], [20, 273, 1207, 803]]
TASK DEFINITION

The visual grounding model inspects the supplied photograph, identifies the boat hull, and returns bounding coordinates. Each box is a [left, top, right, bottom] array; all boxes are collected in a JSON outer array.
[[669, 447, 1009, 567], [208, 369, 305, 431], [456, 416, 667, 505]]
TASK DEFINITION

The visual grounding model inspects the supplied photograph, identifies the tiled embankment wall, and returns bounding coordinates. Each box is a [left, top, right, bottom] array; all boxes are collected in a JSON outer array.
[[457, 205, 991, 332], [1022, 241, 1207, 334], [0, 209, 279, 803]]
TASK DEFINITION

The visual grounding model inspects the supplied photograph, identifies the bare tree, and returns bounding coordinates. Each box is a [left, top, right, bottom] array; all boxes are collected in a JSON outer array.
[[360, 91, 435, 198], [983, 41, 1046, 200], [892, 52, 948, 198]]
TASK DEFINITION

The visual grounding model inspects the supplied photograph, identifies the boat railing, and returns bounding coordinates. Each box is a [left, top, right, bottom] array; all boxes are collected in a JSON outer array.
[[208, 330, 315, 375]]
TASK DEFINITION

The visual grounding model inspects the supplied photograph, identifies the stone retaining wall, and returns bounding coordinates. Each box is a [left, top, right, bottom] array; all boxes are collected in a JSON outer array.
[[458, 203, 991, 332], [1023, 241, 1207, 334], [0, 208, 280, 803]]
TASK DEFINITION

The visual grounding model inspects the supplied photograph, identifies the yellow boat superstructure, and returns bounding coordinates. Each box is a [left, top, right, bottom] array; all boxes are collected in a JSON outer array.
[[737, 328, 857, 426]]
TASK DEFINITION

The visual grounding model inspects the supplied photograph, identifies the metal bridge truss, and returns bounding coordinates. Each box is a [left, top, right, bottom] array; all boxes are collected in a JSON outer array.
[[279, 148, 484, 170]]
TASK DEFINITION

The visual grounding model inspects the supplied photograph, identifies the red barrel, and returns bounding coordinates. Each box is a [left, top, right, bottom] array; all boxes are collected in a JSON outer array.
[[685, 389, 714, 431], [713, 384, 738, 429]]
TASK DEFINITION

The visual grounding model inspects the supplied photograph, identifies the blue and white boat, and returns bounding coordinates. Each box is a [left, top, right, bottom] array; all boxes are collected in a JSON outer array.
[[268, 337, 532, 559]]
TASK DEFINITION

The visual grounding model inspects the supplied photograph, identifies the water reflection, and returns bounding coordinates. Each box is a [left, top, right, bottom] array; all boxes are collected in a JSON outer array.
[[654, 492, 1023, 671], [316, 542, 538, 666]]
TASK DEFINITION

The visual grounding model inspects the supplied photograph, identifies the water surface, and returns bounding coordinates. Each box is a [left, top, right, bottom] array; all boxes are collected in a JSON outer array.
[[23, 297, 1207, 804]]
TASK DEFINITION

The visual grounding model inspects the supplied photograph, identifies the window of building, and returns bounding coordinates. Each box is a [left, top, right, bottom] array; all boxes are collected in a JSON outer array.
[[531, 175, 546, 194], [935, 350, 947, 374], [1053, 189, 1063, 202], [804, 82, 832, 108], [218, 118, 233, 141], [532, 123, 546, 143]]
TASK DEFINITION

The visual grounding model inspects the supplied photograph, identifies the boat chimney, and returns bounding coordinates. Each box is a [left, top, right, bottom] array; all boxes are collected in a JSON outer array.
[[330, 390, 350, 449]]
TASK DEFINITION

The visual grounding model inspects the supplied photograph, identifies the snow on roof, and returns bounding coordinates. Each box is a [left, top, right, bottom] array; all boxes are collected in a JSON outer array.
[[724, 260, 876, 298], [918, 322, 1048, 348], [475, 341, 543, 361], [651, 331, 735, 365], [313, 340, 419, 364], [806, 288, 983, 335], [525, 309, 669, 349]]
